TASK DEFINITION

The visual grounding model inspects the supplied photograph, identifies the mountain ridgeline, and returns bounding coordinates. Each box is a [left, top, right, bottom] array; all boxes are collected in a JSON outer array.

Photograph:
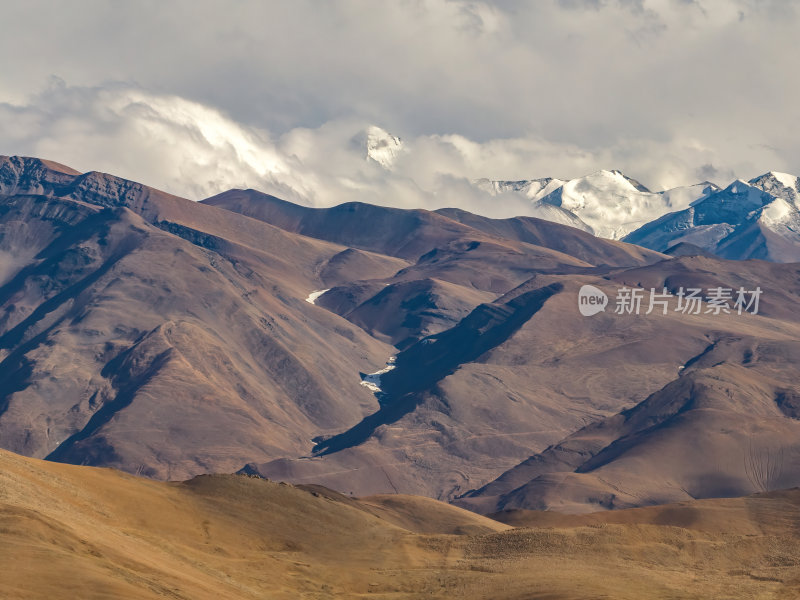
[[3, 154, 800, 515]]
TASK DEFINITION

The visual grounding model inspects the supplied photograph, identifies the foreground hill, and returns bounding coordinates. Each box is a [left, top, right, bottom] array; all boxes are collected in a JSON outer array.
[[4, 449, 800, 599]]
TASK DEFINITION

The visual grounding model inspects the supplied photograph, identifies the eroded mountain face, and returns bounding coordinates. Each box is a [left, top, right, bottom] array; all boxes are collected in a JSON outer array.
[[0, 156, 395, 479], [206, 167, 800, 510], [4, 154, 800, 513]]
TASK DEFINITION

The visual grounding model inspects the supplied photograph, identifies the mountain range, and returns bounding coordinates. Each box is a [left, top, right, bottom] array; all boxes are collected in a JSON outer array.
[[352, 126, 800, 260], [474, 167, 800, 263], [2, 154, 800, 518], [623, 171, 800, 262], [475, 169, 719, 240]]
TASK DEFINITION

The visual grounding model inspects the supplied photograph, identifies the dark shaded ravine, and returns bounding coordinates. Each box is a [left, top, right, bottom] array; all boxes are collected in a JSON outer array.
[[313, 282, 563, 455]]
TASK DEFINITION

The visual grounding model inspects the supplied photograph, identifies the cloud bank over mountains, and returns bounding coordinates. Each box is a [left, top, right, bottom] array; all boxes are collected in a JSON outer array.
[[0, 0, 797, 214]]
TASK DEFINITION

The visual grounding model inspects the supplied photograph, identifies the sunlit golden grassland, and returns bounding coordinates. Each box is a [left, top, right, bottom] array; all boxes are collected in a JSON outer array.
[[2, 448, 800, 599]]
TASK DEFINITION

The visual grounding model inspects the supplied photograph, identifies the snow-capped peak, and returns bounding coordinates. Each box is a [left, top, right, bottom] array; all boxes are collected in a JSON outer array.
[[365, 125, 403, 169], [592, 169, 651, 193], [766, 171, 799, 191], [698, 179, 773, 220], [725, 179, 755, 195], [472, 169, 712, 240], [537, 170, 706, 239], [748, 172, 800, 207], [746, 173, 800, 236]]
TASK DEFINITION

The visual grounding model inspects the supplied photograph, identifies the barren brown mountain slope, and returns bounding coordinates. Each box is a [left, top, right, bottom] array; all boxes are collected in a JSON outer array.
[[0, 156, 400, 479], [0, 155, 676, 490], [455, 258, 800, 513], [7, 155, 800, 518], [4, 449, 800, 600], [249, 257, 800, 504], [204, 188, 666, 267]]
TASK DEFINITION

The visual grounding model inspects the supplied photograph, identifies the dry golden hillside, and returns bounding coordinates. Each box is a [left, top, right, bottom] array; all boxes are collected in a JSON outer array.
[[3, 449, 800, 599]]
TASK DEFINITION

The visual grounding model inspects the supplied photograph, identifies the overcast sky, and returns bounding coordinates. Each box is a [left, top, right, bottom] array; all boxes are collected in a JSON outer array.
[[0, 0, 798, 213]]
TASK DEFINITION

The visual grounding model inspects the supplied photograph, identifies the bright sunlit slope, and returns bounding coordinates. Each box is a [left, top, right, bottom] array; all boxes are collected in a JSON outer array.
[[3, 448, 800, 599]]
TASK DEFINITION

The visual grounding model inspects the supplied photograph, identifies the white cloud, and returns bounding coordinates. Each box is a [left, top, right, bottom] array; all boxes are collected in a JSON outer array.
[[0, 0, 798, 216], [0, 79, 793, 221]]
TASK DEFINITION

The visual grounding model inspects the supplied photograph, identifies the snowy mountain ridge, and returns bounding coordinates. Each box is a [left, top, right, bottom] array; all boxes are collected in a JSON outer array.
[[356, 125, 798, 259], [475, 169, 718, 239], [623, 171, 800, 261]]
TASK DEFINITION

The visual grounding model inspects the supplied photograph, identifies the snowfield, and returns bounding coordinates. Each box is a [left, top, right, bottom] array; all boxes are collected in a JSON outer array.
[[305, 289, 330, 304], [475, 170, 714, 239], [360, 357, 396, 394]]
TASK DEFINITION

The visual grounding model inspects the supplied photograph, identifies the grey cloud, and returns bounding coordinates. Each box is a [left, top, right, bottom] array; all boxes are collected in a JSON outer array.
[[556, 0, 606, 10], [695, 163, 726, 184], [2, 82, 787, 213]]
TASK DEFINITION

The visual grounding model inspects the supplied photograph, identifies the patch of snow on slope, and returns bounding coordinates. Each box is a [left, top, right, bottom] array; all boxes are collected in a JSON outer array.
[[305, 289, 330, 304], [676, 223, 736, 248], [360, 356, 396, 393], [527, 202, 594, 233], [663, 182, 719, 209], [527, 178, 567, 201], [759, 197, 794, 226]]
